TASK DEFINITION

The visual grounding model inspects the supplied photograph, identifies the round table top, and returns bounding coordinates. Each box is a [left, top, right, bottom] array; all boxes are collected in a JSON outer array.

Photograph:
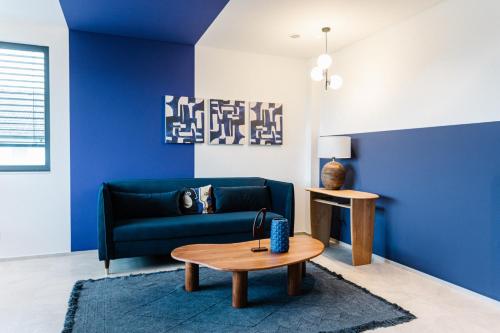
[[171, 236, 325, 272]]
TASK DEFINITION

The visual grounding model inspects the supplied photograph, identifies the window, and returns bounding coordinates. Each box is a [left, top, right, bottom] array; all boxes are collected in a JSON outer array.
[[0, 42, 49, 171]]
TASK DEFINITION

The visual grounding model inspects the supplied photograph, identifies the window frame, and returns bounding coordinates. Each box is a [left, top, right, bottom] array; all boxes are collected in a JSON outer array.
[[0, 41, 50, 172]]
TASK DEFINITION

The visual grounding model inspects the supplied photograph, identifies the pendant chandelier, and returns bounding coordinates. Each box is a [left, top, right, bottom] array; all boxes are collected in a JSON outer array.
[[310, 27, 343, 91]]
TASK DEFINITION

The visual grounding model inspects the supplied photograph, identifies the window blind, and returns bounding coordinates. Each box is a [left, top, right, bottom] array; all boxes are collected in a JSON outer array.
[[0, 45, 47, 147]]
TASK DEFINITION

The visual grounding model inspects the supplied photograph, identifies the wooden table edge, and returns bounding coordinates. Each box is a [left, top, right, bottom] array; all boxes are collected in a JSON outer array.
[[170, 238, 325, 272], [306, 187, 380, 200], [171, 252, 325, 272]]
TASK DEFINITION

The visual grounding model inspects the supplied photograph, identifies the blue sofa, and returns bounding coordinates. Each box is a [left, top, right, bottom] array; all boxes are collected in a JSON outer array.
[[98, 177, 294, 271]]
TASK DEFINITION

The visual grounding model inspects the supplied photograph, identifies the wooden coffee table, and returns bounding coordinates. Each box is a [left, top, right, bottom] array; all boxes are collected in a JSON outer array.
[[171, 236, 324, 308]]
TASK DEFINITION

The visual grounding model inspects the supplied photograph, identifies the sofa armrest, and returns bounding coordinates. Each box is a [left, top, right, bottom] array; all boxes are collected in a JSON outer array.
[[265, 179, 295, 236], [97, 183, 114, 261]]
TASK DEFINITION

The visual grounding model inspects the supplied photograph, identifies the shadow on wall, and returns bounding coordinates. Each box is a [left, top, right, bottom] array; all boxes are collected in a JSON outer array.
[[492, 175, 500, 296]]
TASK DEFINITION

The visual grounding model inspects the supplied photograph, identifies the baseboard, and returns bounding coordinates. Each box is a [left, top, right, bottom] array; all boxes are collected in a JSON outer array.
[[0, 250, 94, 262], [294, 232, 499, 304]]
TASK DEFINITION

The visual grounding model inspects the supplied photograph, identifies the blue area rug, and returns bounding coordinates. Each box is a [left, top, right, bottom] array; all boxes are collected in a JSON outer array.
[[63, 262, 415, 333]]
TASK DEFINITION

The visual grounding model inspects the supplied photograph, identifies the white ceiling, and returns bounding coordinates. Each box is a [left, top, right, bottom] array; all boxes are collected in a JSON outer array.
[[198, 0, 444, 58], [0, 0, 66, 27]]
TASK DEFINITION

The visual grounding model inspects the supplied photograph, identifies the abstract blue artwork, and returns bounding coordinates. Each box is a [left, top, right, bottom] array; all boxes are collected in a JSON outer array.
[[209, 99, 246, 145], [250, 102, 283, 145], [165, 95, 204, 144]]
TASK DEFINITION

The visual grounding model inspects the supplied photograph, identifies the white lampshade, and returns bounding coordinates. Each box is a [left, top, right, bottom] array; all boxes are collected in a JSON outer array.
[[329, 74, 343, 90], [317, 136, 351, 159], [310, 66, 323, 81], [317, 54, 332, 69]]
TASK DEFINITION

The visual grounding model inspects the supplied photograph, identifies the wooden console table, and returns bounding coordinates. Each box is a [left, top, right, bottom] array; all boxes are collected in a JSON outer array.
[[306, 188, 379, 266]]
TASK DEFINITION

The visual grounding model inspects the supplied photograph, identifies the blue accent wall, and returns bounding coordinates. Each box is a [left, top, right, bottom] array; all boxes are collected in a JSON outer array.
[[320, 121, 500, 300], [70, 30, 194, 251]]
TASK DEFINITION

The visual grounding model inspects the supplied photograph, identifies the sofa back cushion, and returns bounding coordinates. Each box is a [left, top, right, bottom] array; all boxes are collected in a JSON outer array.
[[111, 190, 181, 219], [106, 177, 266, 194], [214, 186, 271, 213]]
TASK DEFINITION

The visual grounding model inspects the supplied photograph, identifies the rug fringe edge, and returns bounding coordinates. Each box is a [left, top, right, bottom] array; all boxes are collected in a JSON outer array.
[[61, 280, 84, 333], [310, 261, 417, 333]]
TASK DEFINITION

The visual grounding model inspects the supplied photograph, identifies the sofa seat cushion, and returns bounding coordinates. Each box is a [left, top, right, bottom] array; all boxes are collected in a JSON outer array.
[[113, 211, 283, 242]]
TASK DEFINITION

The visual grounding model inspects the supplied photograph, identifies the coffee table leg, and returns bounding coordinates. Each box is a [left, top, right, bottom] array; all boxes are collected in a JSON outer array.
[[232, 271, 248, 308], [301, 261, 306, 278], [185, 262, 199, 292], [288, 263, 302, 296]]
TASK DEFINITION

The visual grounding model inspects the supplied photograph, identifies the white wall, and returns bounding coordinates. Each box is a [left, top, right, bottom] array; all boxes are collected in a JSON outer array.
[[0, 15, 70, 258], [195, 46, 310, 232], [316, 0, 500, 137]]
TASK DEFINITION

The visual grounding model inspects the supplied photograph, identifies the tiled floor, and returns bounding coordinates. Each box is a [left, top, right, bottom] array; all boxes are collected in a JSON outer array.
[[0, 243, 498, 333]]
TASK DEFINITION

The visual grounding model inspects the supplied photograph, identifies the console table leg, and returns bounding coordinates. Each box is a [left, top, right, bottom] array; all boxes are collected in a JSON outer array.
[[288, 263, 302, 296], [232, 271, 248, 308], [351, 199, 376, 266], [185, 263, 199, 292], [310, 192, 333, 247]]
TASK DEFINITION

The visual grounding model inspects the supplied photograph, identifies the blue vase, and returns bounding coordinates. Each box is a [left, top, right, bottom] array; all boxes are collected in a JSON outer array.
[[270, 218, 289, 253]]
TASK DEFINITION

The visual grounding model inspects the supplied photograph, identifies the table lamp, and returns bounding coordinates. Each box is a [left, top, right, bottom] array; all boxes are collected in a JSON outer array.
[[318, 136, 351, 190]]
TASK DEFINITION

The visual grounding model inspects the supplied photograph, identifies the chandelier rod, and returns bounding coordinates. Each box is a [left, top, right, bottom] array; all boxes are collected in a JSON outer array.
[[322, 26, 331, 54], [322, 27, 331, 90], [325, 30, 328, 53]]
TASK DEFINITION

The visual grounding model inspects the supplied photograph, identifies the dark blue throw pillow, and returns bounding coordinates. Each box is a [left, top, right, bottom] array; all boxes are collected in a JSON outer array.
[[111, 190, 181, 219], [214, 186, 271, 213]]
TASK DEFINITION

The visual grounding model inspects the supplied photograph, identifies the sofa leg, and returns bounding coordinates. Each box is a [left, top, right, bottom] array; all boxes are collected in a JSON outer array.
[[105, 259, 110, 275]]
